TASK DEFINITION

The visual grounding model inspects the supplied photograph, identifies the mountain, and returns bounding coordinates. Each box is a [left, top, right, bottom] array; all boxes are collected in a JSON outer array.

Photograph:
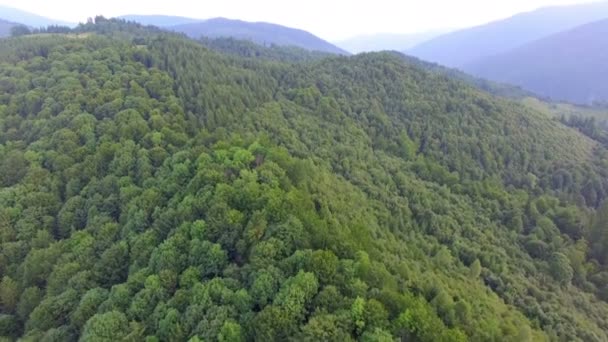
[[463, 19, 608, 104], [168, 18, 349, 54], [395, 52, 535, 99], [335, 31, 448, 54], [2, 18, 608, 341], [408, 1, 608, 67], [0, 5, 74, 28], [119, 14, 201, 27], [120, 15, 348, 55], [0, 18, 19, 37]]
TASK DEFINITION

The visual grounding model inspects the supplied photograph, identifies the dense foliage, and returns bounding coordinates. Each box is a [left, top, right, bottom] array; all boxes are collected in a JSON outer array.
[[561, 115, 608, 147], [1, 18, 608, 341], [199, 37, 334, 63]]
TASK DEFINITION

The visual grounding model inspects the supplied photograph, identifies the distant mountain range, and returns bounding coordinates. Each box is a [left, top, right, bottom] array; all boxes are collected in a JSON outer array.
[[335, 31, 449, 54], [407, 1, 608, 68], [0, 5, 74, 28], [120, 15, 349, 55], [0, 18, 18, 37], [4, 5, 608, 104], [464, 18, 608, 104]]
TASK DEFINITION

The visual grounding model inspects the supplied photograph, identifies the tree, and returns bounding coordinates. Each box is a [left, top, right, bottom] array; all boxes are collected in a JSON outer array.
[[392, 295, 460, 342], [0, 276, 19, 313], [351, 297, 366, 336], [158, 308, 184, 342], [297, 314, 354, 341], [46, 262, 82, 296], [81, 311, 131, 341], [0, 314, 19, 338], [188, 239, 228, 278], [94, 241, 129, 286], [17, 287, 43, 321], [128, 275, 166, 322], [431, 290, 455, 326], [250, 267, 282, 307], [10, 25, 31, 37], [273, 271, 319, 321], [453, 301, 471, 327], [360, 328, 394, 342], [549, 253, 574, 286], [26, 289, 79, 332], [252, 305, 293, 341], [307, 250, 339, 285], [364, 299, 389, 332], [591, 201, 608, 264], [0, 151, 28, 187], [218, 320, 244, 342], [98, 284, 132, 313], [553, 207, 585, 239], [71, 288, 109, 328], [469, 259, 482, 279]]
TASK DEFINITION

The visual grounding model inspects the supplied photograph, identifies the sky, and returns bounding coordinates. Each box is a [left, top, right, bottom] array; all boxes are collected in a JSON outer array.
[[0, 0, 600, 41]]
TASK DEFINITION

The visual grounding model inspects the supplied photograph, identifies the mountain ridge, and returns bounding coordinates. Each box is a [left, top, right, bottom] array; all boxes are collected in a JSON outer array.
[[0, 17, 19, 37], [0, 5, 74, 27], [169, 18, 349, 55], [463, 18, 608, 104], [119, 14, 349, 55], [407, 1, 608, 67], [1, 17, 608, 342]]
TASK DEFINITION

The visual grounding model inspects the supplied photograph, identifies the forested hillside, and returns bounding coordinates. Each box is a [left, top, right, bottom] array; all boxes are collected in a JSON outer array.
[[198, 37, 334, 62], [1, 18, 608, 341]]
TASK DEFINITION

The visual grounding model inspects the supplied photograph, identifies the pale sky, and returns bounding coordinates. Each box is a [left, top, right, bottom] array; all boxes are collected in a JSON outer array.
[[0, 0, 600, 40]]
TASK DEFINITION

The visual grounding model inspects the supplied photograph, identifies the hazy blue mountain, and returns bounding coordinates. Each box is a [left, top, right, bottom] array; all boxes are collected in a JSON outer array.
[[408, 1, 608, 67], [335, 30, 449, 53], [119, 14, 201, 27], [0, 18, 19, 37], [463, 19, 608, 105], [169, 18, 349, 55], [391, 52, 535, 100], [0, 5, 74, 27]]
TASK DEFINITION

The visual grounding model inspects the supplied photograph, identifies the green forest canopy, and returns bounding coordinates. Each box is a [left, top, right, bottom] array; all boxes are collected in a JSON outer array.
[[1, 17, 608, 341]]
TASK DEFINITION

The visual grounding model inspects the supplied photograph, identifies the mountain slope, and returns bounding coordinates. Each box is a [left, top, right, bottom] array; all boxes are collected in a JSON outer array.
[[199, 37, 335, 62], [463, 19, 608, 104], [168, 18, 349, 54], [1, 19, 608, 341], [335, 31, 448, 54], [408, 1, 608, 67], [396, 52, 535, 99], [0, 5, 74, 27], [0, 18, 18, 37]]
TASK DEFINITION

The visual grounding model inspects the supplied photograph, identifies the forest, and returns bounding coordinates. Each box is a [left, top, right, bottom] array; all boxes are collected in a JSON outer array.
[[1, 17, 608, 341]]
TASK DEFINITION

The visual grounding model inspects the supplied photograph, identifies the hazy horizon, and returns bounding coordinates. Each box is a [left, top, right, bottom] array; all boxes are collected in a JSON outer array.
[[0, 0, 603, 40]]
